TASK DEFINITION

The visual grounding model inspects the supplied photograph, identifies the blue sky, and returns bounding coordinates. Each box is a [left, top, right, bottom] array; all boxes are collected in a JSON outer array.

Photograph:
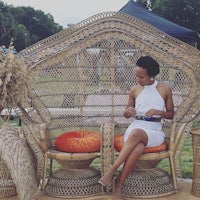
[[3, 0, 129, 27]]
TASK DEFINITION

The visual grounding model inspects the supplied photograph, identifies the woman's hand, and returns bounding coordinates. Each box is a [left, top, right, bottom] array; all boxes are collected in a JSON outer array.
[[145, 109, 163, 117], [124, 106, 136, 118], [145, 109, 156, 117]]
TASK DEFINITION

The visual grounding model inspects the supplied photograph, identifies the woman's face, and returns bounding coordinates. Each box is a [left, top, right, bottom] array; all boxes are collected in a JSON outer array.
[[135, 66, 153, 86]]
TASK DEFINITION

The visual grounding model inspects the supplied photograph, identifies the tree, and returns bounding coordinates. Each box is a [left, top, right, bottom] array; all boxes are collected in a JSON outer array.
[[0, 2, 16, 47], [136, 0, 200, 34], [13, 24, 30, 50], [0, 1, 63, 51]]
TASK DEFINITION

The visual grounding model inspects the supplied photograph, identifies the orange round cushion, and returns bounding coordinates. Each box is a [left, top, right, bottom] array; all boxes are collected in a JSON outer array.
[[114, 133, 168, 153], [55, 130, 101, 153], [114, 133, 125, 152]]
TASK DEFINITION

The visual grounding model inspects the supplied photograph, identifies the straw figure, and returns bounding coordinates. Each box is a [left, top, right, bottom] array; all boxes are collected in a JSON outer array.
[[0, 46, 35, 114], [0, 46, 38, 200]]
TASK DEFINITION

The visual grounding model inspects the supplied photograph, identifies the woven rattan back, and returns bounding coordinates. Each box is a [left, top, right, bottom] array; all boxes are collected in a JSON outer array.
[[18, 12, 200, 147]]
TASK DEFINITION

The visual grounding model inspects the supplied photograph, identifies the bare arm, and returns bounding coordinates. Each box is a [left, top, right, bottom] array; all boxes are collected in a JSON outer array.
[[161, 84, 174, 119], [123, 87, 137, 118]]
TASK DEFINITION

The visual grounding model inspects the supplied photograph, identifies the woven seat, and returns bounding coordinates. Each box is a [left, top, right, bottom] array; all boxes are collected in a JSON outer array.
[[16, 11, 200, 198], [123, 168, 174, 198], [44, 168, 101, 198]]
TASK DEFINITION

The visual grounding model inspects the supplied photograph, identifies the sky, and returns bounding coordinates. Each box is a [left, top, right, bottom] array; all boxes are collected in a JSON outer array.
[[3, 0, 129, 28]]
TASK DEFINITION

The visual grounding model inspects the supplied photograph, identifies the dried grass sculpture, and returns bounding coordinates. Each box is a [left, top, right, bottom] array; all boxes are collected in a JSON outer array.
[[17, 12, 200, 198], [0, 46, 34, 112], [0, 46, 49, 199], [0, 45, 51, 124]]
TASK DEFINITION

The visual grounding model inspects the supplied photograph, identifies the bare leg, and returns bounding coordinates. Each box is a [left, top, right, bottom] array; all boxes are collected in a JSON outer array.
[[98, 129, 147, 186], [114, 142, 145, 199]]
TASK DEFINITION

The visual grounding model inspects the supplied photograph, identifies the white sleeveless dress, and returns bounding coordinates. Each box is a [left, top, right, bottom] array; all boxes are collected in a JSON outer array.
[[124, 80, 165, 147]]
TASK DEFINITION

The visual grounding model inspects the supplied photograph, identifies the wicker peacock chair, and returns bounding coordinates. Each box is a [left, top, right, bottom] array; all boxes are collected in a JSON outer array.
[[17, 12, 200, 198]]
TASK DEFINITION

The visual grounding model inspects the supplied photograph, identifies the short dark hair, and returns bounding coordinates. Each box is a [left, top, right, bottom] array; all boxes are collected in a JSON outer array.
[[136, 56, 160, 77]]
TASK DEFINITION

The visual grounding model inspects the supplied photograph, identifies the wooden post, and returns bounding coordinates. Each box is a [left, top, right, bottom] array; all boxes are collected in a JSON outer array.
[[191, 129, 200, 197]]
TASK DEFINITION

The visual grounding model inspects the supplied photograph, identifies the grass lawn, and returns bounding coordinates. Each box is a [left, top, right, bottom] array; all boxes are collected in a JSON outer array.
[[180, 135, 193, 178], [157, 134, 193, 178]]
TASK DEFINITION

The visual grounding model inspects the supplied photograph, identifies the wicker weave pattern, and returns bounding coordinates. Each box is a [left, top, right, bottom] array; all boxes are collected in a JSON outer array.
[[123, 168, 175, 198], [18, 12, 199, 128], [0, 156, 17, 198], [0, 124, 38, 200], [23, 125, 45, 180], [44, 168, 102, 198], [15, 11, 200, 198], [100, 123, 115, 193]]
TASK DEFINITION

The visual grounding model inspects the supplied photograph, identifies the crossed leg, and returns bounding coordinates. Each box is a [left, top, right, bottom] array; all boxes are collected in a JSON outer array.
[[114, 142, 145, 199], [98, 129, 148, 199]]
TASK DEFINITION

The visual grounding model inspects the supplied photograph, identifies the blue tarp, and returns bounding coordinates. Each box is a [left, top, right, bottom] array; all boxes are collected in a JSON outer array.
[[119, 0, 200, 46]]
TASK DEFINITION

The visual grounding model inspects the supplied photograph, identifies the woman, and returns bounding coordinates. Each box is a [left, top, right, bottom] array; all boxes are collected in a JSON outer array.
[[98, 56, 174, 200]]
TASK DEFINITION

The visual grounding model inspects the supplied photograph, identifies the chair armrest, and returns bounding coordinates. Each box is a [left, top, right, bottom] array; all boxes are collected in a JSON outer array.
[[100, 122, 116, 176], [28, 123, 52, 153]]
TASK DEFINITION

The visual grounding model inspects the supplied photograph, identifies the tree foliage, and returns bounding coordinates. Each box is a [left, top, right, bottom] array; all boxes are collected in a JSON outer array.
[[0, 1, 63, 51], [136, 0, 200, 34], [1, 0, 200, 51]]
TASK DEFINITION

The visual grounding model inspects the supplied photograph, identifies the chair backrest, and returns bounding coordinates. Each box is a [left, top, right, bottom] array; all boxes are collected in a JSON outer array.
[[17, 12, 200, 147]]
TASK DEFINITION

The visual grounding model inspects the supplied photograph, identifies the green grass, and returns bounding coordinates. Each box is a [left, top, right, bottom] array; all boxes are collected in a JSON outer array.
[[0, 116, 21, 126], [158, 134, 193, 178], [180, 135, 193, 178]]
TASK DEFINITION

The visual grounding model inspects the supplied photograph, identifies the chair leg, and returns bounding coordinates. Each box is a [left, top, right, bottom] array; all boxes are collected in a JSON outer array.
[[169, 155, 178, 192], [41, 153, 48, 191], [49, 158, 53, 176]]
